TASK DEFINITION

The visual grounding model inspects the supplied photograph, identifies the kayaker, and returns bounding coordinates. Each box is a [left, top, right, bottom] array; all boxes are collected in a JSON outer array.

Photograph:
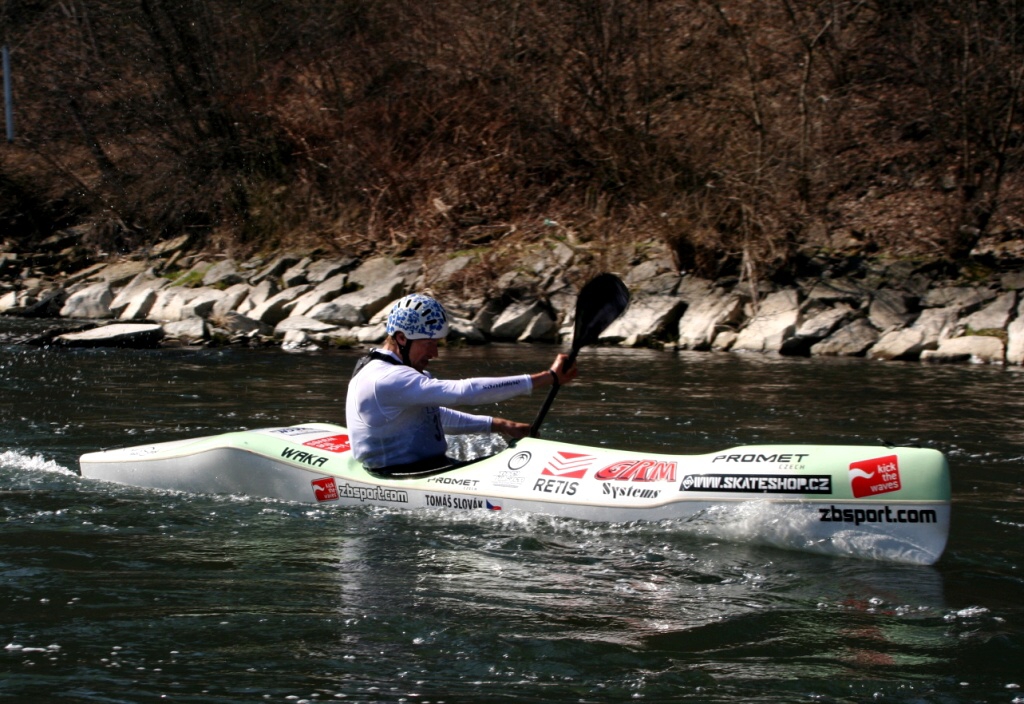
[[346, 293, 577, 476]]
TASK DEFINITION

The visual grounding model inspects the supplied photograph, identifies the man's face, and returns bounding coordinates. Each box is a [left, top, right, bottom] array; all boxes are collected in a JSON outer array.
[[406, 337, 439, 372]]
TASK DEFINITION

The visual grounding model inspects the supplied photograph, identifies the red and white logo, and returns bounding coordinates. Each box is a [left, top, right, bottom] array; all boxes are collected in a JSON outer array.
[[849, 455, 901, 498], [595, 458, 678, 483], [303, 434, 351, 453], [542, 451, 594, 479], [311, 477, 340, 502]]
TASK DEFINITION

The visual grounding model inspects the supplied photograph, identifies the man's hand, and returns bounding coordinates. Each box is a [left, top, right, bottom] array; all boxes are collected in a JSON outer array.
[[491, 417, 531, 439]]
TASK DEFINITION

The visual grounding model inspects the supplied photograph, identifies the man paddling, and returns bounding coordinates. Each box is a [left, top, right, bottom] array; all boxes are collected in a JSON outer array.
[[345, 293, 577, 476]]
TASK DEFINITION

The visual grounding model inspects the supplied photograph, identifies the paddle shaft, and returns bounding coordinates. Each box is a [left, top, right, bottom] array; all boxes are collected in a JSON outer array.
[[528, 347, 580, 438]]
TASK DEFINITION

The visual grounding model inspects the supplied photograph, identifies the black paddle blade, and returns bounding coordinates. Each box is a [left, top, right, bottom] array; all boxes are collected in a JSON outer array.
[[571, 273, 631, 352], [529, 273, 630, 438]]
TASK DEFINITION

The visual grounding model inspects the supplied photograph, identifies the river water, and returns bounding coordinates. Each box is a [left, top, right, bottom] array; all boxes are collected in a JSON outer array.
[[1, 319, 1022, 703]]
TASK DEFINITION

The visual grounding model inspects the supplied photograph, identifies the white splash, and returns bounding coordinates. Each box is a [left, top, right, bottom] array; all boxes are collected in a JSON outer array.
[[0, 450, 74, 475]]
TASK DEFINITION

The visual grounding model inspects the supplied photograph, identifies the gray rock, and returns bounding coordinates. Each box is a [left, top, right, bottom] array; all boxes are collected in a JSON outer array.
[[211, 283, 250, 318], [356, 322, 388, 343], [796, 304, 853, 340], [59, 282, 114, 319], [213, 311, 270, 336], [55, 323, 164, 348], [810, 319, 879, 357], [347, 256, 396, 289], [1001, 271, 1024, 291], [908, 307, 960, 346], [202, 259, 245, 287], [921, 286, 995, 311], [289, 273, 349, 317], [118, 289, 159, 321], [958, 291, 1017, 333], [281, 329, 318, 351], [518, 311, 559, 342], [711, 329, 738, 351], [600, 295, 686, 345], [282, 257, 313, 287], [733, 289, 800, 353], [782, 304, 854, 355], [805, 278, 866, 306], [867, 328, 930, 361], [868, 289, 917, 331], [309, 280, 404, 326], [149, 233, 191, 257], [163, 318, 208, 345], [110, 270, 168, 317], [249, 285, 313, 326], [274, 316, 340, 335], [1006, 300, 1024, 364], [306, 259, 354, 284], [89, 260, 152, 287], [676, 288, 745, 351], [449, 316, 487, 344], [148, 287, 223, 322], [250, 254, 302, 284], [922, 335, 1005, 364], [238, 279, 279, 315], [470, 299, 507, 337], [491, 301, 547, 340]]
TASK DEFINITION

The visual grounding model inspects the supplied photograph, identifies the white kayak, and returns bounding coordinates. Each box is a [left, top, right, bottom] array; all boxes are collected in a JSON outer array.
[[79, 422, 951, 565]]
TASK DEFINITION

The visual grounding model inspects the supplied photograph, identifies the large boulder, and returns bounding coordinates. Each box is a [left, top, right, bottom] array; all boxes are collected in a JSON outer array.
[[289, 273, 348, 317], [733, 289, 800, 353], [676, 290, 746, 351], [110, 270, 168, 317], [309, 280, 404, 326], [490, 301, 548, 341], [867, 328, 930, 361], [162, 318, 208, 345], [1007, 299, 1024, 365], [957, 291, 1017, 334], [202, 259, 245, 287], [810, 319, 879, 357], [781, 304, 854, 355], [868, 289, 917, 331], [118, 288, 159, 321], [908, 307, 960, 347], [60, 282, 114, 319], [922, 335, 1005, 364], [248, 285, 313, 326], [518, 311, 559, 343], [274, 315, 341, 335], [600, 294, 686, 345], [55, 323, 164, 348], [211, 283, 251, 318], [921, 286, 995, 312], [306, 258, 355, 284]]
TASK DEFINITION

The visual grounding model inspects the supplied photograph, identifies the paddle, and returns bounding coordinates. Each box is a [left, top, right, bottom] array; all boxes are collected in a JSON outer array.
[[529, 273, 630, 438]]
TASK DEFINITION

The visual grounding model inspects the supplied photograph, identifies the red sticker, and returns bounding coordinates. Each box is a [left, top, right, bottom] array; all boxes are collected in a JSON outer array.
[[303, 434, 351, 453], [542, 451, 594, 479], [595, 458, 678, 483], [849, 455, 901, 497], [311, 477, 339, 502]]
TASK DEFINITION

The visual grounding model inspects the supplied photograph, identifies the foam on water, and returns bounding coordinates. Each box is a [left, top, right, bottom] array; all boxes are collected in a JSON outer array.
[[668, 499, 941, 565], [0, 450, 75, 477]]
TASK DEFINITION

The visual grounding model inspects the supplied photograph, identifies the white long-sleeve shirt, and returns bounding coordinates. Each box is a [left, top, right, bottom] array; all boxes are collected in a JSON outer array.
[[345, 350, 534, 469]]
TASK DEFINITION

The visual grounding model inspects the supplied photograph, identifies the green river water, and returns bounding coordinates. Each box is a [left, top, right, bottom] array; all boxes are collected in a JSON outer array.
[[1, 319, 1022, 703]]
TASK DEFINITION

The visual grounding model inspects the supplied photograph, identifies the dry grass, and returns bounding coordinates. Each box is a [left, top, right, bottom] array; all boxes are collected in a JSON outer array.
[[2, 0, 1024, 279]]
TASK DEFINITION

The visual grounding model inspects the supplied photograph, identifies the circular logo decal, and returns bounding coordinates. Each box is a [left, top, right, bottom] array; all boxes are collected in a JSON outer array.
[[507, 451, 532, 471]]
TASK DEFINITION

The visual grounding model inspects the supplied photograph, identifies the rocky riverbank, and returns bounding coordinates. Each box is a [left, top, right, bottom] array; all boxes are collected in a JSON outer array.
[[2, 232, 1023, 365]]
